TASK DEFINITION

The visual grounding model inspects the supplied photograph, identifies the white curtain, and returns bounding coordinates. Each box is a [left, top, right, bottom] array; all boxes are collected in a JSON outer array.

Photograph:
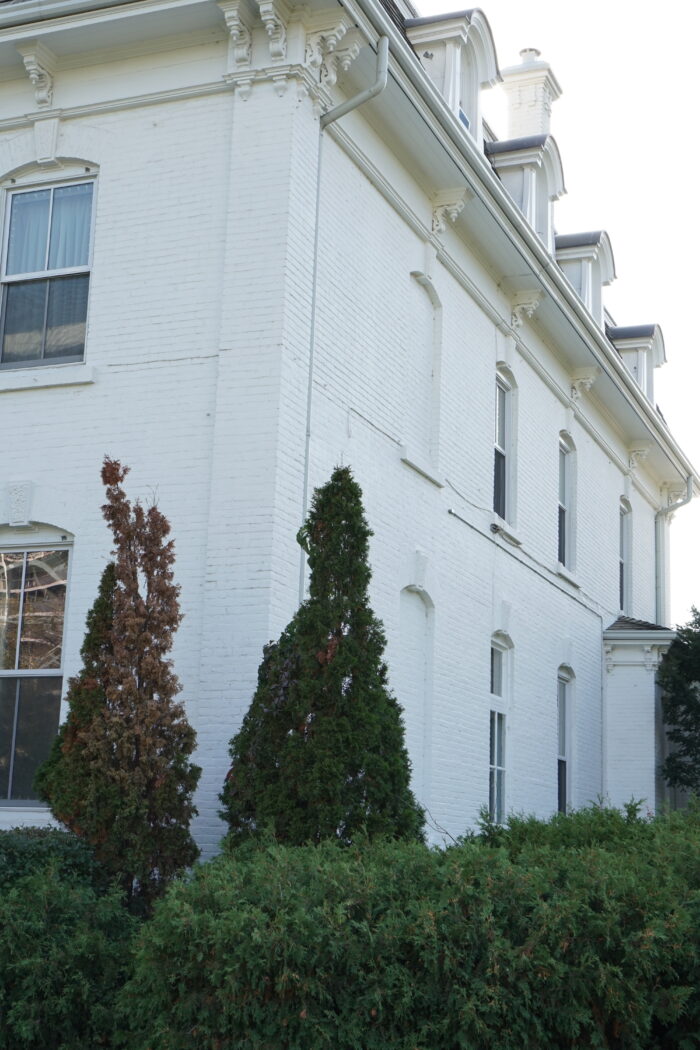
[[48, 184, 92, 269], [6, 189, 50, 275]]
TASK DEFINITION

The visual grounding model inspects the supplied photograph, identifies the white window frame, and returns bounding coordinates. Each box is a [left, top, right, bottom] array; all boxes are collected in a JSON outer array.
[[557, 666, 574, 813], [488, 633, 512, 823], [493, 368, 516, 524], [619, 499, 631, 613], [557, 433, 576, 570], [0, 537, 71, 805], [0, 170, 96, 370]]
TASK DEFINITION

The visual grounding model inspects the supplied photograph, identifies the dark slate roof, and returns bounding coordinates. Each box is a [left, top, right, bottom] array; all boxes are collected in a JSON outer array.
[[606, 616, 670, 632], [607, 324, 657, 341], [405, 9, 474, 27], [555, 231, 604, 250], [379, 0, 408, 32], [484, 134, 548, 155]]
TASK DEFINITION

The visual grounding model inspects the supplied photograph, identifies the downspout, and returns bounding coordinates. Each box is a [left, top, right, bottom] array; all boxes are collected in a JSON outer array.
[[655, 475, 694, 625], [298, 36, 390, 602]]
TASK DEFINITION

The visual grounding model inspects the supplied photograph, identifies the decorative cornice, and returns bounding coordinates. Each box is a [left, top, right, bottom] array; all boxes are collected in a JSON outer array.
[[257, 0, 287, 61], [16, 41, 56, 108], [511, 290, 542, 330], [306, 21, 362, 87], [219, 0, 254, 71], [431, 188, 471, 234], [570, 366, 599, 401]]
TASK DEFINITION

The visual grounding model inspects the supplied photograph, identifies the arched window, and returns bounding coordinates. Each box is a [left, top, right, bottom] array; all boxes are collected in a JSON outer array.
[[494, 366, 516, 524], [557, 665, 574, 813], [0, 524, 72, 803], [489, 632, 512, 823], [619, 498, 632, 612], [558, 432, 576, 569]]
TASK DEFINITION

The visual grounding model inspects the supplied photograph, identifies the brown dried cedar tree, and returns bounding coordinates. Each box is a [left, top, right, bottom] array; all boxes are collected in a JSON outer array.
[[36, 459, 200, 908]]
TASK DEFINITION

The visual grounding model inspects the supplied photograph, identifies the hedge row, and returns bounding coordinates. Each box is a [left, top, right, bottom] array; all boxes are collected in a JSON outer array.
[[4, 810, 700, 1049]]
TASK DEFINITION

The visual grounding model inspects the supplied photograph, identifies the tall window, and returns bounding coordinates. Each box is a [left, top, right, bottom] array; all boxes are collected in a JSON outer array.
[[1, 180, 94, 367], [619, 499, 631, 612], [489, 641, 507, 823], [493, 378, 508, 519], [557, 434, 575, 568], [557, 674, 568, 812], [0, 548, 68, 801]]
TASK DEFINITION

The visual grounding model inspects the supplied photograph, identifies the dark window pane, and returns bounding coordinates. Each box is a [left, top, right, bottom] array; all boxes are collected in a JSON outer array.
[[0, 678, 17, 799], [6, 190, 50, 275], [0, 553, 24, 670], [493, 449, 506, 518], [558, 758, 567, 813], [558, 505, 566, 564], [19, 551, 69, 670], [1, 280, 47, 364], [619, 560, 625, 610], [48, 184, 93, 270], [45, 275, 88, 359], [10, 676, 61, 800]]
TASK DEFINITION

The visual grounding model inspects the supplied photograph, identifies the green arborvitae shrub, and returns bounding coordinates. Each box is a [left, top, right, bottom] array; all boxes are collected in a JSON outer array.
[[0, 826, 107, 893], [0, 867, 136, 1050], [121, 808, 700, 1050], [36, 459, 200, 910], [220, 466, 424, 846], [658, 607, 700, 793]]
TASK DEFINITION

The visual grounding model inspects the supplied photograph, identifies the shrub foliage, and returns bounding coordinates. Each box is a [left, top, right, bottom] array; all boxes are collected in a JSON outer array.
[[220, 466, 424, 845], [658, 606, 700, 793], [36, 458, 200, 908], [123, 806, 700, 1050]]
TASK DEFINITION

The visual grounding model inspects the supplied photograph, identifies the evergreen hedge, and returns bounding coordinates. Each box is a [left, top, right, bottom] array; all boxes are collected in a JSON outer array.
[[0, 826, 107, 892], [0, 867, 136, 1050], [122, 807, 700, 1050]]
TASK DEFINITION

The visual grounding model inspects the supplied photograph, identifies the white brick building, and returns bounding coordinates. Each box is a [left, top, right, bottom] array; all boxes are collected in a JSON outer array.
[[0, 0, 694, 852]]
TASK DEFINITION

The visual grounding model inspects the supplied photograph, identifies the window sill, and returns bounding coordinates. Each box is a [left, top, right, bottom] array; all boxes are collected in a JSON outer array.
[[490, 516, 522, 547], [556, 563, 580, 588], [399, 446, 444, 488], [0, 363, 96, 393]]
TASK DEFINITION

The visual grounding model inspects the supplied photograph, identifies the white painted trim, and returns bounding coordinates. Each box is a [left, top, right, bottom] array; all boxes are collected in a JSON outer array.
[[0, 363, 96, 392]]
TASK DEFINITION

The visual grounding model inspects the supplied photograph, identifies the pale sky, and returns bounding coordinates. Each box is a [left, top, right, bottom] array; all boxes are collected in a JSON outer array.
[[415, 0, 700, 626]]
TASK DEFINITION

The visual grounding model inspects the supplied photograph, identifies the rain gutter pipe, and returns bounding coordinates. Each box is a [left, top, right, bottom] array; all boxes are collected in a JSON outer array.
[[655, 475, 694, 625], [298, 35, 389, 602]]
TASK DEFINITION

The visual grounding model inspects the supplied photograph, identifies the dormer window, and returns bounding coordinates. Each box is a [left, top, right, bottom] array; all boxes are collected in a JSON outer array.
[[405, 9, 499, 147], [555, 230, 616, 327], [607, 324, 666, 402], [485, 135, 564, 251]]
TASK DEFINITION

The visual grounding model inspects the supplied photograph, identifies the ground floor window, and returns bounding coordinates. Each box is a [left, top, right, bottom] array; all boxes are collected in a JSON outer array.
[[0, 548, 68, 801], [489, 709, 506, 823]]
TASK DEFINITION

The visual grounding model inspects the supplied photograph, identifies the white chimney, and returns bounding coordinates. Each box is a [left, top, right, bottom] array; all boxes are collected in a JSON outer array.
[[500, 48, 562, 139]]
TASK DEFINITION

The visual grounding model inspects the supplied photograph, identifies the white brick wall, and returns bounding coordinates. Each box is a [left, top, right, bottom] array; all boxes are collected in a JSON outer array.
[[0, 15, 683, 850]]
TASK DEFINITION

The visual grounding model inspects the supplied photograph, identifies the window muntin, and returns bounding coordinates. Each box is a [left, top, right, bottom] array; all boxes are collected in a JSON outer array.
[[493, 379, 508, 519], [1, 181, 93, 368], [489, 710, 506, 823], [0, 549, 68, 801]]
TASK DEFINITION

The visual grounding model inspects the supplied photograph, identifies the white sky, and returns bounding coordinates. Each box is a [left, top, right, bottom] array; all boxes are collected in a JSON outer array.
[[414, 0, 700, 626]]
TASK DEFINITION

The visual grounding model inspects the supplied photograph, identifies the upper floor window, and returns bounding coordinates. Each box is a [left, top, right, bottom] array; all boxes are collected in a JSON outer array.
[[619, 499, 631, 612], [494, 378, 509, 520], [1, 180, 94, 368], [557, 434, 575, 569], [0, 547, 69, 801]]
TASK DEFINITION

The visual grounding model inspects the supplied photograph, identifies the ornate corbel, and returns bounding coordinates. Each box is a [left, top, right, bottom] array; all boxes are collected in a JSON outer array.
[[431, 188, 471, 234], [219, 0, 254, 71], [257, 0, 287, 61], [604, 644, 614, 673], [8, 481, 34, 527], [628, 442, 650, 472], [511, 290, 542, 330], [16, 41, 56, 108], [306, 22, 361, 87], [570, 367, 599, 402]]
